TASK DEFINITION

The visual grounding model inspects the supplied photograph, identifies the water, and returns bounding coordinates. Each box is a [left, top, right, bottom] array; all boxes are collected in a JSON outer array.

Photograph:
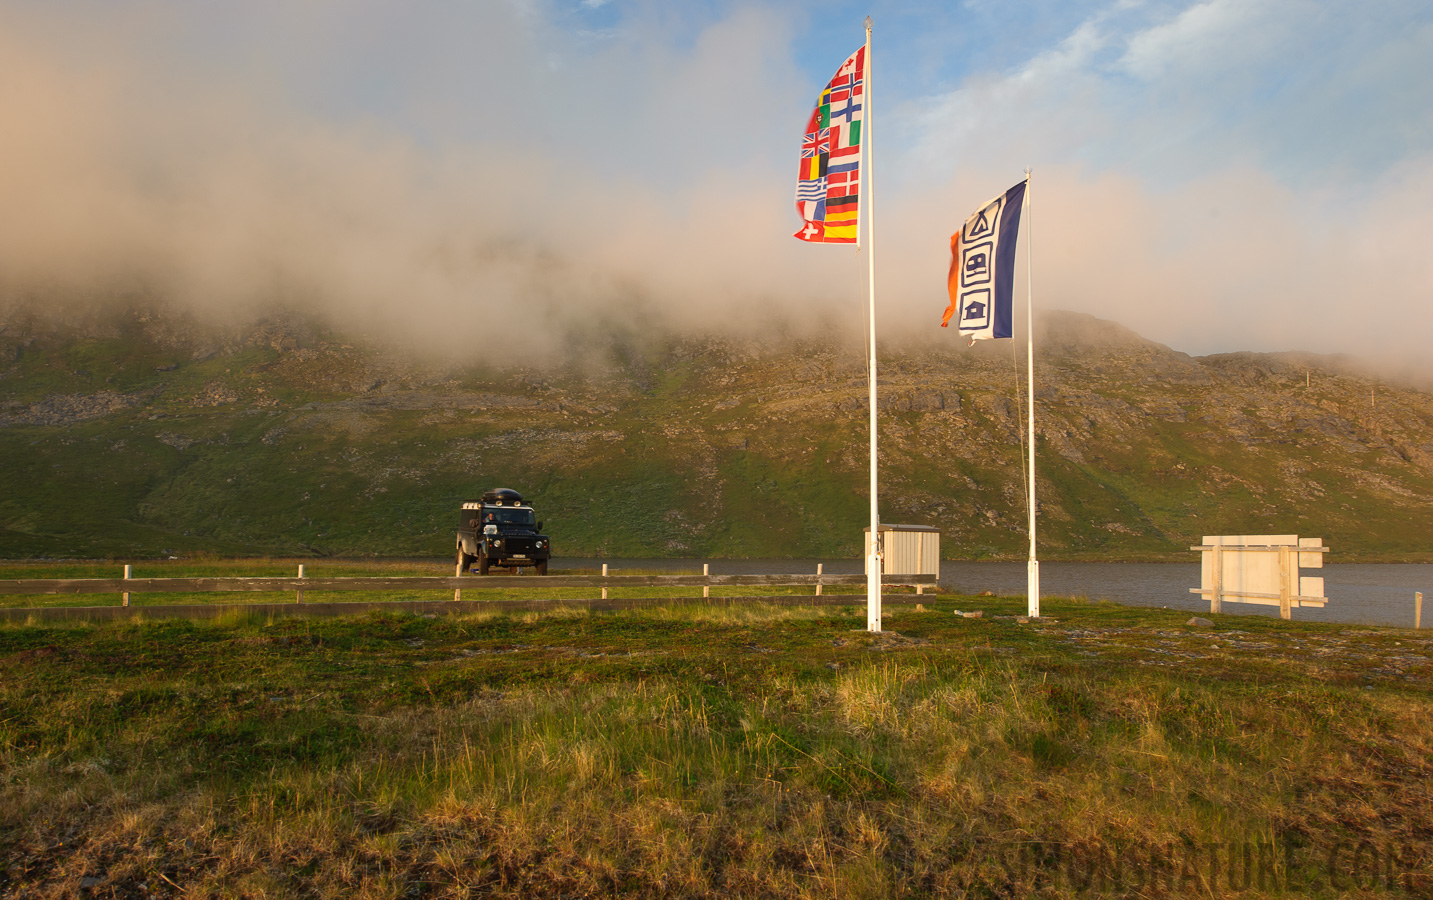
[[549, 558, 1432, 628]]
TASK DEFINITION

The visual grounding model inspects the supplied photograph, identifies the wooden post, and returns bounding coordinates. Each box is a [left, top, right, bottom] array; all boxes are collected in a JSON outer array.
[[815, 563, 823, 597], [1417, 592, 1423, 630], [454, 557, 462, 602], [702, 564, 709, 599], [122, 564, 131, 607], [1277, 546, 1292, 620], [297, 564, 305, 603], [1210, 544, 1223, 614], [601, 563, 608, 600]]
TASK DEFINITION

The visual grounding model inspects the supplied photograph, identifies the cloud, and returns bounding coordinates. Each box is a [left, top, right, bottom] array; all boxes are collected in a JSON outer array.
[[884, 0, 1433, 370], [0, 2, 854, 361], [0, 0, 1429, 374], [1118, 0, 1291, 81]]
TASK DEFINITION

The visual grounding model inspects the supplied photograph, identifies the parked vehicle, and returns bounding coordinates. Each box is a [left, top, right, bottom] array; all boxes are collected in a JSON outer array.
[[455, 488, 552, 575]]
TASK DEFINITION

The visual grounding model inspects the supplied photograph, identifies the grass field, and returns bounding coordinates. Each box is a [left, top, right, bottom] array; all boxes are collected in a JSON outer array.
[[3, 586, 1431, 898], [6, 312, 1433, 563]]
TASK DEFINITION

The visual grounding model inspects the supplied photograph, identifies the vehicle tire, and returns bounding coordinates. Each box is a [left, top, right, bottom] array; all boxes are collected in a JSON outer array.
[[535, 560, 548, 576], [478, 555, 491, 575]]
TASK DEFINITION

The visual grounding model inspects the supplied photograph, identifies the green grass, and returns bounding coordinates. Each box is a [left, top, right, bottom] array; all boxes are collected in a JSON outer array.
[[4, 313, 1433, 562], [2, 594, 1430, 897]]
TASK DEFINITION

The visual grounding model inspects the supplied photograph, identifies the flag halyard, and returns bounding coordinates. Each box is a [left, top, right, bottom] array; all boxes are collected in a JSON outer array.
[[794, 46, 866, 244]]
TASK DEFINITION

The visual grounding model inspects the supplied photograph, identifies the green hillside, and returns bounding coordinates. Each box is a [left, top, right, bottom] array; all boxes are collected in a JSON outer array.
[[2, 305, 1432, 560]]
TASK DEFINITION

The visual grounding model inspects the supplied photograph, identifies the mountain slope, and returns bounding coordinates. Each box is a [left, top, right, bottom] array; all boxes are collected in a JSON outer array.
[[2, 306, 1431, 560]]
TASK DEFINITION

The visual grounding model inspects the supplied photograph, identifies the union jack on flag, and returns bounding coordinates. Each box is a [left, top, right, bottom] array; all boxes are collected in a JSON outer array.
[[794, 46, 865, 244]]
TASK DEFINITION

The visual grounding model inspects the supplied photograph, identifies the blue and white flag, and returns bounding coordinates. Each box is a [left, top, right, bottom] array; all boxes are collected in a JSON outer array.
[[941, 180, 1026, 340]]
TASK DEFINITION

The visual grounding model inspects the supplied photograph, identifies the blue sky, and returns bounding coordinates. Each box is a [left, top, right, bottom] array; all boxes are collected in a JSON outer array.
[[1, 0, 1430, 367]]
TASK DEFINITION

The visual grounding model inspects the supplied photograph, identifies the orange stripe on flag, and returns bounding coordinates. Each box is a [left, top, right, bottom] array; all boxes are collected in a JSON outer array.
[[941, 230, 962, 328]]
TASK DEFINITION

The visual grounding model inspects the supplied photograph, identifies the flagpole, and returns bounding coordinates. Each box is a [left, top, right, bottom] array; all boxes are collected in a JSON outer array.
[[1024, 167, 1039, 618], [862, 15, 880, 632]]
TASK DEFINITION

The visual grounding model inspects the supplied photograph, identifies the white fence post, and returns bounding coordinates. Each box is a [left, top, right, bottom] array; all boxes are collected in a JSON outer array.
[[703, 564, 710, 599], [454, 557, 463, 601], [297, 564, 305, 603], [816, 563, 823, 597], [602, 563, 608, 600], [1277, 546, 1292, 620], [1211, 544, 1223, 614], [122, 564, 131, 607], [1417, 592, 1423, 630]]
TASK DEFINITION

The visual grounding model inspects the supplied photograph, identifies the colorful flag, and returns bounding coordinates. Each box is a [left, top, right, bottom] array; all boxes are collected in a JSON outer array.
[[941, 180, 1026, 338], [794, 46, 865, 244]]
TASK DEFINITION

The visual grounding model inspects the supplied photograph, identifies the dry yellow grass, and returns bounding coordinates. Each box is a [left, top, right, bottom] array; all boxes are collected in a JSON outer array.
[[2, 597, 1431, 897]]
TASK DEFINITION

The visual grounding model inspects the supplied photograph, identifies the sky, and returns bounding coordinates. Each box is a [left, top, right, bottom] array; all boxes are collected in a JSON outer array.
[[1, 0, 1431, 368]]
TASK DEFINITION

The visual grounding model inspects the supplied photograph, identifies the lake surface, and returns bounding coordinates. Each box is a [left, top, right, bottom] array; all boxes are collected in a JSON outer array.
[[548, 558, 1433, 628]]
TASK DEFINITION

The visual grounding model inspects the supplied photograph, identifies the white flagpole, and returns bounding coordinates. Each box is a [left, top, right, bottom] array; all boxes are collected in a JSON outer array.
[[1024, 167, 1039, 618], [863, 16, 880, 632]]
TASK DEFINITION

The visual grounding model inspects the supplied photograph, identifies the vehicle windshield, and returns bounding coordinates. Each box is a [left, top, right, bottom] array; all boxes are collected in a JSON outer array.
[[481, 508, 535, 527]]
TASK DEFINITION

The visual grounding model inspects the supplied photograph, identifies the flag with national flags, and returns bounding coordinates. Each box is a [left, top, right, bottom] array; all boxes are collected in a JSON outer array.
[[941, 180, 1026, 339], [793, 46, 865, 244]]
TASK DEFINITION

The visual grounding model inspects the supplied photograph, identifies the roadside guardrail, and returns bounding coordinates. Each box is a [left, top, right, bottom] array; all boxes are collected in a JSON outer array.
[[0, 572, 939, 622]]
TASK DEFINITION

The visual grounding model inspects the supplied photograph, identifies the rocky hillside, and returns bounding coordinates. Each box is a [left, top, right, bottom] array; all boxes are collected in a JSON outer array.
[[2, 305, 1431, 560]]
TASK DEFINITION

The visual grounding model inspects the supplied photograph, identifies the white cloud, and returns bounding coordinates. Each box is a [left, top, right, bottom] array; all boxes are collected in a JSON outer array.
[[0, 2, 847, 362], [880, 0, 1433, 370], [1118, 0, 1293, 80], [0, 0, 1429, 373]]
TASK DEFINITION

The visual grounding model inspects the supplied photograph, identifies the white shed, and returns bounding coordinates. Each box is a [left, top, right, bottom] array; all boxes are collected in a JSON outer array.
[[863, 524, 940, 577]]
